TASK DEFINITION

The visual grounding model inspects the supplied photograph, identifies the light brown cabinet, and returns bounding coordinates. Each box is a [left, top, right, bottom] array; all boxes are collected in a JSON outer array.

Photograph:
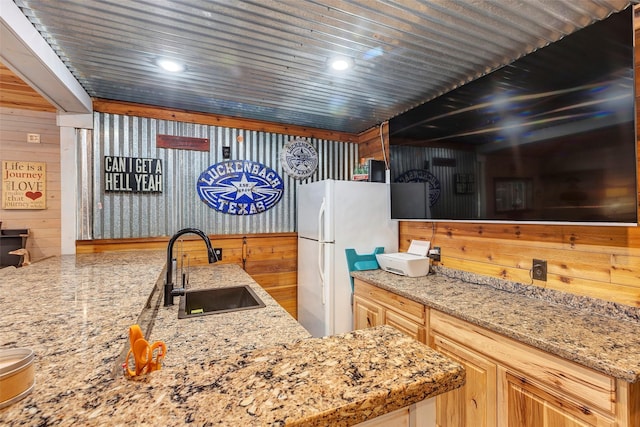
[[432, 335, 497, 427], [353, 279, 426, 343], [353, 292, 381, 330], [430, 310, 627, 427], [353, 277, 640, 427]]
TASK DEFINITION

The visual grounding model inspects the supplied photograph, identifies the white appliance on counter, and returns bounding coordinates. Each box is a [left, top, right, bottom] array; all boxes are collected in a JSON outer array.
[[376, 240, 431, 277], [297, 179, 398, 337]]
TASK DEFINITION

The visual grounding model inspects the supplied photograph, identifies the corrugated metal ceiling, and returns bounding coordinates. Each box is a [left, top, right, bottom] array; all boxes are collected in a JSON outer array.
[[13, 0, 632, 133]]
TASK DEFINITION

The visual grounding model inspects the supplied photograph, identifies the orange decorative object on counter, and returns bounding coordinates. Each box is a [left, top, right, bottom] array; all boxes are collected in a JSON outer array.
[[123, 324, 166, 378]]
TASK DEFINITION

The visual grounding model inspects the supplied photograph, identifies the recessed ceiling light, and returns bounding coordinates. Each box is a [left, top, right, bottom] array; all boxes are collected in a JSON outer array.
[[328, 56, 354, 71], [156, 58, 186, 73]]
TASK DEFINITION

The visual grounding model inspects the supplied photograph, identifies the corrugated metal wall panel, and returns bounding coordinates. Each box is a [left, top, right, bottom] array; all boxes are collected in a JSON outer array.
[[77, 128, 93, 239], [90, 112, 357, 238]]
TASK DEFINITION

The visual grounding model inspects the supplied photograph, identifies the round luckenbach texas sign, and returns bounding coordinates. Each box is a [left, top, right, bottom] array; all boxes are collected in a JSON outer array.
[[279, 137, 318, 179], [196, 160, 284, 215]]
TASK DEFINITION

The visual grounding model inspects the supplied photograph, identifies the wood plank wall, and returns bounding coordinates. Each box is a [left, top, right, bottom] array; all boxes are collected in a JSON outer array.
[[77, 232, 299, 318], [358, 122, 389, 162], [399, 222, 640, 307], [0, 64, 57, 113], [0, 107, 61, 261]]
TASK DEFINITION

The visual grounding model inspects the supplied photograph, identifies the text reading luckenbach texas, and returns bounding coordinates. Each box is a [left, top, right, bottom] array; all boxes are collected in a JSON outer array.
[[198, 161, 282, 188], [196, 160, 284, 215]]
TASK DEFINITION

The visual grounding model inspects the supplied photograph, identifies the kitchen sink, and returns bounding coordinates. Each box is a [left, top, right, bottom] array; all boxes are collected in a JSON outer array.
[[178, 285, 266, 319]]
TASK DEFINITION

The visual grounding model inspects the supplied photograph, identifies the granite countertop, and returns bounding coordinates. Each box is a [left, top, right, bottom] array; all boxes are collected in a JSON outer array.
[[0, 252, 464, 426], [351, 267, 640, 383]]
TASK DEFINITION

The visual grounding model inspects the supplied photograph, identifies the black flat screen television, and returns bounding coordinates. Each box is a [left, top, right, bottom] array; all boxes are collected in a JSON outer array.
[[389, 7, 637, 225]]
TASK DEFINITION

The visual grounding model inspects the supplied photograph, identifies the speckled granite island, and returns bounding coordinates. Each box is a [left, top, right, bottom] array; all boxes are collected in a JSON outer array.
[[0, 252, 464, 426]]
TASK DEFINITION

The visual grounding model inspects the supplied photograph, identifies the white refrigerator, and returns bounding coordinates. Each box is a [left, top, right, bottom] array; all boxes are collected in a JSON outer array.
[[297, 179, 398, 337]]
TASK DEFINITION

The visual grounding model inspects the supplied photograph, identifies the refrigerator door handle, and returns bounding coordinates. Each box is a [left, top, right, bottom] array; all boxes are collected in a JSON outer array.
[[318, 197, 326, 304], [318, 241, 326, 305], [317, 197, 326, 243]]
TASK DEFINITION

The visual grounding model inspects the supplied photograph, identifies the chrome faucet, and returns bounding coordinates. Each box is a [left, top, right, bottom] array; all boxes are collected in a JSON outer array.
[[164, 228, 218, 306]]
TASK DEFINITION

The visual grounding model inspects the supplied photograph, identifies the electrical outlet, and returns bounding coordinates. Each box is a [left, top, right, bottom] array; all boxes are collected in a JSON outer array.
[[532, 259, 547, 281], [429, 247, 441, 262], [214, 248, 223, 260]]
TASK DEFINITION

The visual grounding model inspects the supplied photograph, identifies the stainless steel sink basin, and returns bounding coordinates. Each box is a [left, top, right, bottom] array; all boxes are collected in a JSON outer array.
[[178, 285, 266, 318]]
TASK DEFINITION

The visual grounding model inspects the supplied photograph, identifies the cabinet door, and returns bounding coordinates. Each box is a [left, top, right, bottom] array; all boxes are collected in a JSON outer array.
[[433, 335, 497, 427], [353, 295, 382, 330], [504, 373, 611, 427], [385, 309, 426, 343]]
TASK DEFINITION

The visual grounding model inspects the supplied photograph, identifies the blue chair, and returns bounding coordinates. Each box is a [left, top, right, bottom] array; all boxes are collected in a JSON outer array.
[[345, 247, 385, 292]]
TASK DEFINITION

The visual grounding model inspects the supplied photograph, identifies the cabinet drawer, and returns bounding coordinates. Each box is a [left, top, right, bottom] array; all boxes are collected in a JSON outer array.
[[385, 309, 426, 343], [430, 310, 615, 414], [354, 279, 425, 325]]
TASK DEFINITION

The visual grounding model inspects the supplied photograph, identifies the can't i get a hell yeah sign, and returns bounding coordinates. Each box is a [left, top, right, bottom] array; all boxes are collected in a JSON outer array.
[[2, 160, 46, 209], [104, 156, 163, 192]]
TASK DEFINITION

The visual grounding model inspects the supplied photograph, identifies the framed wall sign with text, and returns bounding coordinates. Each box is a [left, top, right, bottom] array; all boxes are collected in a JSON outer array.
[[104, 156, 163, 193], [2, 160, 46, 209]]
